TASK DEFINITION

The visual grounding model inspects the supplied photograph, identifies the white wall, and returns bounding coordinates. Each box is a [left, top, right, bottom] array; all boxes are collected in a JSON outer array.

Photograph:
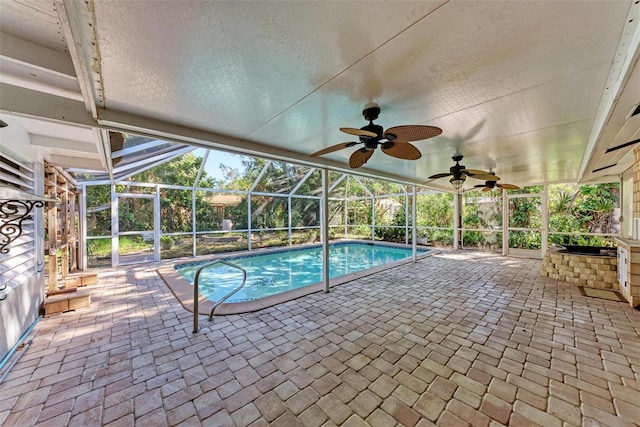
[[0, 132, 45, 361]]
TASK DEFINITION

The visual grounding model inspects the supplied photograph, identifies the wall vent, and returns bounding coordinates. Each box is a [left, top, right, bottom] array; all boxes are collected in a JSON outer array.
[[604, 138, 640, 154], [592, 163, 617, 173]]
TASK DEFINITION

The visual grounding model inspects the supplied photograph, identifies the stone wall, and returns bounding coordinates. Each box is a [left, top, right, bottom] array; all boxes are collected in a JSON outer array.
[[540, 251, 617, 289]]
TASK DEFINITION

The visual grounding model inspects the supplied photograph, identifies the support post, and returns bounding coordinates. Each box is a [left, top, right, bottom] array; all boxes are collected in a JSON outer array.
[[454, 192, 461, 250], [288, 196, 292, 246], [154, 184, 160, 261], [60, 181, 69, 280], [192, 190, 197, 257], [321, 169, 330, 293], [502, 190, 508, 255], [412, 186, 417, 262]]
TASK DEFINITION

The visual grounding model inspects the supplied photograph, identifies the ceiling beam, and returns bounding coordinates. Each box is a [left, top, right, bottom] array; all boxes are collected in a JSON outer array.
[[95, 107, 435, 189], [49, 154, 104, 170], [30, 135, 98, 153], [0, 83, 96, 128], [0, 31, 76, 77]]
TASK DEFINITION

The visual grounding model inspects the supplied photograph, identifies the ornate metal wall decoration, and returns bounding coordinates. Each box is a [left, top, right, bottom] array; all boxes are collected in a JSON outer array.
[[0, 199, 44, 254]]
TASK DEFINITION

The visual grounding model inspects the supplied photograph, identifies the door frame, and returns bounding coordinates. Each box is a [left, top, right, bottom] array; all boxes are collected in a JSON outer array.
[[112, 189, 159, 266], [503, 187, 547, 259]]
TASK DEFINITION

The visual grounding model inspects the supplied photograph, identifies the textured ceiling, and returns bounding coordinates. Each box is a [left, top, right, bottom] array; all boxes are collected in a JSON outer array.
[[1, 0, 639, 190]]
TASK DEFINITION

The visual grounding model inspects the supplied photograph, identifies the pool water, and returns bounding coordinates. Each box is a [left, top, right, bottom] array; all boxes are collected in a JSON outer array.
[[175, 242, 425, 303]]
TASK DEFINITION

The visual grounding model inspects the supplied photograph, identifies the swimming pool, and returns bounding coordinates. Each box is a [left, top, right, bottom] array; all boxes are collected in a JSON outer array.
[[175, 242, 426, 303]]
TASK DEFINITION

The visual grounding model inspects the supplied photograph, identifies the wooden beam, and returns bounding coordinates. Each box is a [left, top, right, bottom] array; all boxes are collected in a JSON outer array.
[[47, 170, 59, 292]]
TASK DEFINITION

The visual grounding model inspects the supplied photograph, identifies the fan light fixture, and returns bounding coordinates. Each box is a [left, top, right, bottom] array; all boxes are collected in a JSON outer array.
[[450, 175, 466, 190]]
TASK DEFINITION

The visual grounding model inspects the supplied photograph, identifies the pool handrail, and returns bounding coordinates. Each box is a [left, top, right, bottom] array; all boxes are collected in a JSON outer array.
[[192, 259, 247, 333]]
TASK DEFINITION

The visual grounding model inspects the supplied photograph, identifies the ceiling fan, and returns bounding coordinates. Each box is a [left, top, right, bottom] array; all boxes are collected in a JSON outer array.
[[428, 155, 498, 190], [310, 103, 442, 168], [472, 171, 520, 191]]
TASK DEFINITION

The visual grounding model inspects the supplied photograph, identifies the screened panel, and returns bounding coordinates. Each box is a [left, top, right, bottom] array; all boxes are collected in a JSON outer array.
[[196, 233, 248, 256], [126, 152, 203, 185], [346, 225, 372, 239], [291, 198, 320, 227], [357, 177, 407, 196], [508, 198, 541, 228], [252, 161, 311, 194], [507, 185, 544, 195], [328, 200, 344, 227], [375, 227, 407, 242], [251, 195, 288, 229], [462, 231, 502, 251], [293, 169, 322, 196], [252, 230, 288, 249], [548, 183, 619, 234], [118, 235, 154, 259], [416, 192, 454, 228], [87, 238, 112, 268], [201, 151, 255, 190], [328, 172, 347, 197], [118, 198, 153, 232], [374, 196, 407, 242], [86, 185, 111, 237], [417, 228, 454, 246], [161, 235, 193, 259], [347, 199, 371, 226], [115, 184, 155, 194], [463, 190, 502, 230], [509, 230, 542, 250], [346, 176, 372, 198], [160, 189, 192, 233]]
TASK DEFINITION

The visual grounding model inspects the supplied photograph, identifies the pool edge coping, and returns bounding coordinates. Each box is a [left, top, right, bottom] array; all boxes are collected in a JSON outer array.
[[157, 240, 437, 316]]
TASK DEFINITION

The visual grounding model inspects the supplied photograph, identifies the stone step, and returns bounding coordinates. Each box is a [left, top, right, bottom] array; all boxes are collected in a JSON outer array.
[[63, 272, 98, 287], [44, 290, 91, 315]]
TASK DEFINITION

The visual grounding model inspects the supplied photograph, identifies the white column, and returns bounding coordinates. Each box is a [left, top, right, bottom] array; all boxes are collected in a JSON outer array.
[[154, 184, 160, 261], [192, 190, 196, 257], [453, 192, 461, 250], [288, 196, 292, 246], [322, 169, 330, 293], [541, 185, 548, 257], [502, 190, 508, 255], [79, 186, 87, 270], [111, 184, 118, 267], [412, 186, 417, 262]]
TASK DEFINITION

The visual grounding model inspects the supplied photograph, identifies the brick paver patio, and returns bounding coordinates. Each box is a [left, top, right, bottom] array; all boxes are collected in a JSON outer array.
[[1, 252, 639, 426]]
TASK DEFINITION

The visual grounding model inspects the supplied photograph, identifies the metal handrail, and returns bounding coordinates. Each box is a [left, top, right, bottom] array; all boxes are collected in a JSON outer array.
[[192, 259, 247, 333]]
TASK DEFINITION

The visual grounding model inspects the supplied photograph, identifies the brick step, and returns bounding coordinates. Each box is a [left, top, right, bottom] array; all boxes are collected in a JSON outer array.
[[44, 290, 91, 315], [63, 272, 98, 287]]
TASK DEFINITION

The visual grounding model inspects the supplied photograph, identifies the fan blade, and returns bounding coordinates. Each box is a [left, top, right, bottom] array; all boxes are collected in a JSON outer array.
[[310, 142, 358, 157], [340, 127, 377, 138], [497, 183, 520, 190], [385, 125, 442, 142], [349, 149, 374, 168], [463, 170, 500, 181], [382, 141, 422, 160], [428, 172, 452, 179], [473, 184, 485, 188]]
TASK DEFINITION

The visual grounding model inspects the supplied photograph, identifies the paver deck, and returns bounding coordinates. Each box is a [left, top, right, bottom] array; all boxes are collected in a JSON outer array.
[[1, 251, 639, 426]]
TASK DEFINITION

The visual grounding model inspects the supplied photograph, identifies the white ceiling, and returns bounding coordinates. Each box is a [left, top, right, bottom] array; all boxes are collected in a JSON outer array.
[[1, 0, 639, 190]]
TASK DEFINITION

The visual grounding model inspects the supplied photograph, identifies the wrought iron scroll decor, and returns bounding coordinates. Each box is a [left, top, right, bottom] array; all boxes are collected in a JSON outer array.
[[0, 199, 44, 254]]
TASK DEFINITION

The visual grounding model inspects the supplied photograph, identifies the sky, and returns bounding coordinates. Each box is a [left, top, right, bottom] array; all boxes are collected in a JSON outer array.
[[194, 148, 247, 181]]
